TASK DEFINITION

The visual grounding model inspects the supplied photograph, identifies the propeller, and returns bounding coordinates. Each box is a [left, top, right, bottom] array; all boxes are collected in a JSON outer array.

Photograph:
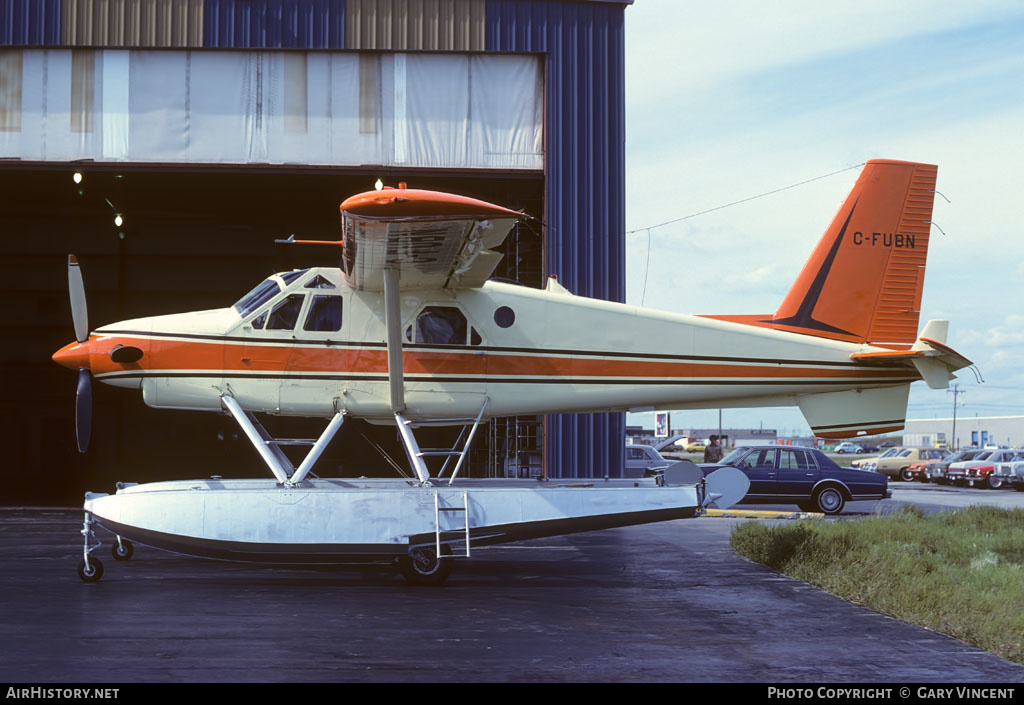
[[57, 256, 143, 453], [75, 368, 92, 454], [68, 255, 89, 343], [67, 255, 92, 453]]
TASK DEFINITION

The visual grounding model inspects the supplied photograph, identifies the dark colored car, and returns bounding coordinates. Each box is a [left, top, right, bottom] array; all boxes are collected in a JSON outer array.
[[700, 445, 891, 515]]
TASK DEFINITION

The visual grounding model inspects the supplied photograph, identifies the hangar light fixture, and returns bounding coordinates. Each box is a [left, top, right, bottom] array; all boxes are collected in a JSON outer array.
[[374, 178, 383, 191], [73, 172, 83, 184], [114, 214, 123, 228]]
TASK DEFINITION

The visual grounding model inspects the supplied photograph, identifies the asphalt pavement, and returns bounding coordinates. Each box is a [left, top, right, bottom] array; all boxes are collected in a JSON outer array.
[[2, 488, 1023, 683]]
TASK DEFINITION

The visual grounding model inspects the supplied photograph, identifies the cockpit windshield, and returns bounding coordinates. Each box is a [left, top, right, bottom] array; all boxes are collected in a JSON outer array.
[[233, 270, 309, 319], [234, 279, 280, 318]]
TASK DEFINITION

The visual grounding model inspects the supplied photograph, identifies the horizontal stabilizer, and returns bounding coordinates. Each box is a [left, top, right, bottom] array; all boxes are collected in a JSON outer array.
[[797, 384, 910, 439], [848, 320, 972, 390]]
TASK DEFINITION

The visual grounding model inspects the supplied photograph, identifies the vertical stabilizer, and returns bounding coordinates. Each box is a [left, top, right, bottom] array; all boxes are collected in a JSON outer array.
[[771, 160, 937, 346]]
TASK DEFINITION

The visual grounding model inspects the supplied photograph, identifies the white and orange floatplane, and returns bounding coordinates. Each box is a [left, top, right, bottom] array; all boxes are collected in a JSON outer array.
[[56, 160, 969, 584]]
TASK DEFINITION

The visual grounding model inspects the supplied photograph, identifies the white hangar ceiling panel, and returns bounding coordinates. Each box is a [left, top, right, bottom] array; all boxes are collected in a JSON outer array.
[[0, 48, 543, 170]]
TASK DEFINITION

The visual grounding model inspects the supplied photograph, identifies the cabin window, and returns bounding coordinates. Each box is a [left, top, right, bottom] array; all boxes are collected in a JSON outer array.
[[304, 295, 343, 332], [266, 294, 306, 330], [494, 306, 515, 328], [414, 306, 467, 345], [251, 311, 267, 329], [304, 274, 336, 289]]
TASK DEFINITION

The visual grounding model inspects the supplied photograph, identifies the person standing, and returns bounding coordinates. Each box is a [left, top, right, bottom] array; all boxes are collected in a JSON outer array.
[[704, 434, 723, 463]]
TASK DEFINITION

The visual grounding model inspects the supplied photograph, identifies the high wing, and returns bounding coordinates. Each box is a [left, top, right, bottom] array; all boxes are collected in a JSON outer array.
[[339, 186, 523, 291]]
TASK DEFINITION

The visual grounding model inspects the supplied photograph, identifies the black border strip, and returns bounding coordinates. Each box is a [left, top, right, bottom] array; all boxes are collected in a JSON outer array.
[[811, 418, 905, 431], [96, 371, 919, 386], [95, 328, 875, 368], [93, 506, 697, 564]]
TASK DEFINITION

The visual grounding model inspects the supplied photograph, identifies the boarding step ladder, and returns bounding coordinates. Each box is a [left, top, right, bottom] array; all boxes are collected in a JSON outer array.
[[434, 491, 471, 559]]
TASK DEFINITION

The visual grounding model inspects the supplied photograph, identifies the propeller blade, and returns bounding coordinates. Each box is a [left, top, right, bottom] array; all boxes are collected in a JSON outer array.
[[68, 255, 89, 343], [75, 368, 92, 453]]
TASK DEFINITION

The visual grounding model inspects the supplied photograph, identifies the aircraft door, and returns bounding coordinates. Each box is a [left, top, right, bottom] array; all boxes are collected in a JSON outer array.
[[238, 293, 307, 412], [402, 303, 487, 418], [280, 291, 346, 416]]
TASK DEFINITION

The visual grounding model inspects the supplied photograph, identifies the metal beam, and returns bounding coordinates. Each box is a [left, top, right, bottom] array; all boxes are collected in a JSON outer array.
[[221, 394, 291, 484], [383, 266, 405, 414], [288, 411, 345, 486], [395, 413, 432, 485]]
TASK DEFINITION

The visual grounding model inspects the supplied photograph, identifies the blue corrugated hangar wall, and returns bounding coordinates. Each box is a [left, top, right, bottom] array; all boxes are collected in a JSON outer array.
[[0, 0, 628, 479]]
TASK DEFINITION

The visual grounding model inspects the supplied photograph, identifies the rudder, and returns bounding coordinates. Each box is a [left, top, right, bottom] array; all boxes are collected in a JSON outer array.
[[771, 159, 937, 346]]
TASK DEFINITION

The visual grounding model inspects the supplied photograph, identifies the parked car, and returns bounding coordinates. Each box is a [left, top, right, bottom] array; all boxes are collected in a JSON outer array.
[[701, 445, 891, 515], [834, 442, 867, 454], [993, 457, 1024, 492], [858, 444, 880, 453], [859, 447, 951, 481], [945, 449, 1024, 489], [850, 446, 904, 469], [679, 439, 708, 453], [625, 444, 671, 478], [924, 449, 989, 484]]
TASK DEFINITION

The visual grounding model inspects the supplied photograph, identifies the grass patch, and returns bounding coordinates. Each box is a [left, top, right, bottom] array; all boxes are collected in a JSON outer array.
[[730, 505, 1024, 664]]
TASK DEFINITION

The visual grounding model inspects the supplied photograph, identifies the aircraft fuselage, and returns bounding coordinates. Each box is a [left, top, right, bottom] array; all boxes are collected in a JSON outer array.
[[54, 267, 919, 428]]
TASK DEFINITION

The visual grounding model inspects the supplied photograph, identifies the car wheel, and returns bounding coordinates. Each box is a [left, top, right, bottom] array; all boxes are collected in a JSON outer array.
[[984, 476, 1003, 490], [813, 486, 845, 515], [899, 467, 915, 482]]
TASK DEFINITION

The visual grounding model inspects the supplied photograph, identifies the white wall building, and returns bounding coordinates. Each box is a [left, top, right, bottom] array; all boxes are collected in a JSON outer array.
[[903, 416, 1024, 450]]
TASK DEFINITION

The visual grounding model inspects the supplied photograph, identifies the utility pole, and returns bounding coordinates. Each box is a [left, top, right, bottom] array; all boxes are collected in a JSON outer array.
[[948, 383, 965, 450]]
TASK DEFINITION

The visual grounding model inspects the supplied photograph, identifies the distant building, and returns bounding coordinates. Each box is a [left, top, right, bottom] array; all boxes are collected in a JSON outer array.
[[903, 416, 1024, 450], [626, 427, 779, 448]]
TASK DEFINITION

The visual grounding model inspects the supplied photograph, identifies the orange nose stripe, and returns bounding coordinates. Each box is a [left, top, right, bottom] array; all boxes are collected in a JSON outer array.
[[52, 341, 91, 370]]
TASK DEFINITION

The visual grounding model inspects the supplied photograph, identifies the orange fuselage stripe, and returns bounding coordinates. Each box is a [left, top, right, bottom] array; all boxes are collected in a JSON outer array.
[[86, 335, 916, 382]]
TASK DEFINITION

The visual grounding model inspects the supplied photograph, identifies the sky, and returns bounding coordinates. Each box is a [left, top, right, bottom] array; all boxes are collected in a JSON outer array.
[[620, 0, 1024, 437]]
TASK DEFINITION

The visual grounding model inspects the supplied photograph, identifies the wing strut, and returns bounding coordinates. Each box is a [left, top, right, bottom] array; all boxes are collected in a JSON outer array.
[[220, 393, 345, 486], [383, 266, 406, 414]]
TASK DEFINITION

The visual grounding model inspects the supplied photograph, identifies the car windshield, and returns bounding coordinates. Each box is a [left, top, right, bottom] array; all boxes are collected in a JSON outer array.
[[720, 448, 751, 466], [879, 448, 901, 458]]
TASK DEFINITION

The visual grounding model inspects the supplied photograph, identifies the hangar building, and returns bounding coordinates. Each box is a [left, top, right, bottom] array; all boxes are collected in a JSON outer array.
[[0, 0, 631, 503]]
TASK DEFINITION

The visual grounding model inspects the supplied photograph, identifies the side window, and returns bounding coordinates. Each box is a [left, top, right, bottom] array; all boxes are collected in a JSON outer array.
[[411, 306, 468, 345], [780, 450, 810, 470], [266, 294, 306, 330], [750, 448, 778, 469], [303, 295, 343, 332], [304, 274, 336, 289]]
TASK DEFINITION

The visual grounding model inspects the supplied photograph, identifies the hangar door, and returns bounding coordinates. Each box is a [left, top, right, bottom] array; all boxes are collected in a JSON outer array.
[[0, 47, 546, 503]]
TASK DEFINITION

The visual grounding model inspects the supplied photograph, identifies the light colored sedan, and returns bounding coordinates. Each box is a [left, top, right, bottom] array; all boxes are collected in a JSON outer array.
[[860, 448, 950, 481], [625, 444, 671, 478]]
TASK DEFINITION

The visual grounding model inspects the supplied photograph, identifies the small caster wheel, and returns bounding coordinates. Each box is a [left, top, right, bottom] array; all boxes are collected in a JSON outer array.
[[112, 539, 134, 561], [78, 558, 104, 583], [399, 545, 453, 586]]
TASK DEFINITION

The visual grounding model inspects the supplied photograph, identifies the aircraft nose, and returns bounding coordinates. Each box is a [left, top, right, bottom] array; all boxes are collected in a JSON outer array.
[[53, 340, 92, 370]]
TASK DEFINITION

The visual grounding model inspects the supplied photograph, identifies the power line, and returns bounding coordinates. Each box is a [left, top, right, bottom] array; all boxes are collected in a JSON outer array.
[[626, 162, 866, 235]]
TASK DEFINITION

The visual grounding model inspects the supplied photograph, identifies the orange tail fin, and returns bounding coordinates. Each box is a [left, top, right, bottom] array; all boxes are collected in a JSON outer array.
[[710, 159, 937, 347]]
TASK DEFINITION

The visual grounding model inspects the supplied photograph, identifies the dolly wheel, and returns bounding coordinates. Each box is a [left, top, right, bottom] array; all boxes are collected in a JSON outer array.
[[112, 539, 134, 561], [78, 558, 104, 583], [399, 545, 453, 586]]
